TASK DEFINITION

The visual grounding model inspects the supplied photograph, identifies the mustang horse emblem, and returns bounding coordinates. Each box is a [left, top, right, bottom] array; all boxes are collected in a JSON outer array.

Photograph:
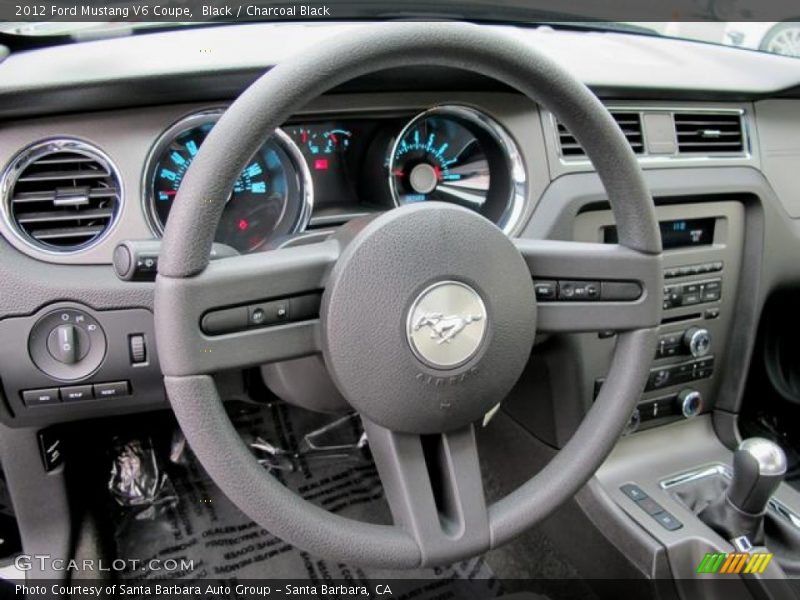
[[413, 313, 484, 344]]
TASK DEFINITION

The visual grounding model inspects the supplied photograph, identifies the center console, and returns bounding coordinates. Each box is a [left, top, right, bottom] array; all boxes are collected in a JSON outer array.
[[574, 200, 744, 433]]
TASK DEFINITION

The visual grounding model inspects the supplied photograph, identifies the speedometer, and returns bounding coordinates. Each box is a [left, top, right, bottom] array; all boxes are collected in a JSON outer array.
[[388, 106, 527, 234], [145, 111, 312, 253]]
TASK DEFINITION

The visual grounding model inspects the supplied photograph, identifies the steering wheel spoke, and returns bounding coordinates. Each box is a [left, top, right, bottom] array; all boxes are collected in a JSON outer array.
[[155, 239, 339, 376], [515, 239, 663, 333], [363, 418, 490, 566]]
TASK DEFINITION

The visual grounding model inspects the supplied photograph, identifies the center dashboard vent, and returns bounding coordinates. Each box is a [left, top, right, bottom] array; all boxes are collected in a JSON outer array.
[[556, 111, 644, 158], [674, 112, 745, 154], [1, 140, 122, 252]]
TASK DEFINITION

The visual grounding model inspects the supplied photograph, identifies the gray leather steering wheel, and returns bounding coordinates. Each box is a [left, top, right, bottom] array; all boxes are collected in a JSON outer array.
[[154, 22, 662, 568]]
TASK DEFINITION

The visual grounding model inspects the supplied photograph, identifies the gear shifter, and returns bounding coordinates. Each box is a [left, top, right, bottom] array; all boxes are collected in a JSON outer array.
[[699, 438, 787, 543], [728, 438, 787, 514]]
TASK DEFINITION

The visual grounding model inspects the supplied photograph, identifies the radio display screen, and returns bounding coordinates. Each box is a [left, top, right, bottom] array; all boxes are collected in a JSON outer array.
[[604, 218, 715, 249]]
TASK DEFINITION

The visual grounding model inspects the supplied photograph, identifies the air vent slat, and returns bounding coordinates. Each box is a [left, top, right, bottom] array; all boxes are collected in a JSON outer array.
[[3, 142, 120, 252], [15, 207, 115, 224], [33, 156, 99, 166], [11, 186, 118, 204], [31, 225, 106, 241], [674, 112, 744, 155], [556, 111, 644, 158], [17, 169, 109, 183]]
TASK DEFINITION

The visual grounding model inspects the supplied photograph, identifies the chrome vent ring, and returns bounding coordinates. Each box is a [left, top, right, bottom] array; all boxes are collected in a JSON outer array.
[[1, 139, 123, 254]]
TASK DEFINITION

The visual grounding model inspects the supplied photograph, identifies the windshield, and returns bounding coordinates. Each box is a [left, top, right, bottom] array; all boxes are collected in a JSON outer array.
[[1, 8, 798, 60]]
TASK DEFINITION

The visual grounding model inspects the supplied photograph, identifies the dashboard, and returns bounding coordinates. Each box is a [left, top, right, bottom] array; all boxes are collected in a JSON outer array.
[[0, 22, 799, 440], [0, 103, 531, 261], [142, 104, 525, 252], [4, 22, 800, 588], [0, 92, 549, 267]]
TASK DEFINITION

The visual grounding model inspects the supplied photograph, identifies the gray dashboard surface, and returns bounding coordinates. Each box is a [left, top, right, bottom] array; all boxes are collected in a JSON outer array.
[[0, 23, 799, 119]]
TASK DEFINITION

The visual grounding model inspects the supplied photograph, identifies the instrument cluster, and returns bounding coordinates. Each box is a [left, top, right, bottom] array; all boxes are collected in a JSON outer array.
[[144, 105, 528, 253]]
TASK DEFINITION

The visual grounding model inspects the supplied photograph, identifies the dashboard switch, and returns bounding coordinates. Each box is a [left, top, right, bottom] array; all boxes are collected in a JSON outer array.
[[22, 388, 60, 407], [60, 385, 93, 402], [47, 324, 89, 365], [129, 334, 147, 364], [94, 381, 130, 399]]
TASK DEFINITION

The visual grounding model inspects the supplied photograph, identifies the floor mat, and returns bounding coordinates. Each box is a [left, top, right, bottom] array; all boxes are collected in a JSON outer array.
[[110, 401, 501, 598]]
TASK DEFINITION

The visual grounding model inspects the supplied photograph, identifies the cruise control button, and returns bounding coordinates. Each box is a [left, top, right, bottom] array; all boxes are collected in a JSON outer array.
[[93, 381, 130, 399], [533, 281, 557, 300], [22, 388, 60, 407], [60, 385, 93, 402]]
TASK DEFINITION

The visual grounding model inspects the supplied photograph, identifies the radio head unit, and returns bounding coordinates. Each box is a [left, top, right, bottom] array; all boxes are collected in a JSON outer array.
[[604, 218, 716, 249]]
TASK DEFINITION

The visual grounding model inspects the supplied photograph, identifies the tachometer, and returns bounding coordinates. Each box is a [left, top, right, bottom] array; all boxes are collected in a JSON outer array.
[[146, 111, 312, 253], [388, 106, 526, 234]]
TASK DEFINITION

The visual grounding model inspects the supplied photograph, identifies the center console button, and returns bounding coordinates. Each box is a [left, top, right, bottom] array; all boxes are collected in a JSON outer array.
[[653, 511, 683, 531], [620, 484, 648, 502]]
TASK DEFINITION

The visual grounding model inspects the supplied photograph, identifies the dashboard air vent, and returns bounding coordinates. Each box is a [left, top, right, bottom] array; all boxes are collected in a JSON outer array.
[[556, 111, 644, 158], [674, 112, 744, 154], [2, 141, 121, 252]]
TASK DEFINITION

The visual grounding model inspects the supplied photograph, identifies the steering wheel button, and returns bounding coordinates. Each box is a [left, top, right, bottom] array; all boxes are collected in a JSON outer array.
[[533, 281, 556, 300], [201, 306, 248, 335]]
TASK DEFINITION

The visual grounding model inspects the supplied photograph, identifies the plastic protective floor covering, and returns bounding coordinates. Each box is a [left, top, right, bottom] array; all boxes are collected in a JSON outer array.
[[110, 401, 501, 598]]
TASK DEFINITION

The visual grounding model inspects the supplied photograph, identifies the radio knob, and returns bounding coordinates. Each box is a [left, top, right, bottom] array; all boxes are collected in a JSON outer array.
[[683, 327, 711, 358], [678, 389, 703, 418]]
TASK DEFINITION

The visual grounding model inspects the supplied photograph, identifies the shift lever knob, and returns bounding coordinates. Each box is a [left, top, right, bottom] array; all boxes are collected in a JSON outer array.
[[727, 438, 787, 515]]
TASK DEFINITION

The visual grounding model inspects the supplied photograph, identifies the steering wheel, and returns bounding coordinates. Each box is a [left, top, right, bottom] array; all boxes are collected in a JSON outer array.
[[154, 22, 662, 568]]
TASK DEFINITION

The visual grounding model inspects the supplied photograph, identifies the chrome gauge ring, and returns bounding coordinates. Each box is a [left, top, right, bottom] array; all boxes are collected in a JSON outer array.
[[388, 105, 527, 235], [144, 109, 313, 254]]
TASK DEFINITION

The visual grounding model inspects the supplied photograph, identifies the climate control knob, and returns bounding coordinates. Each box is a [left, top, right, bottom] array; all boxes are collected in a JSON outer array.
[[683, 327, 711, 358], [678, 388, 703, 418]]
